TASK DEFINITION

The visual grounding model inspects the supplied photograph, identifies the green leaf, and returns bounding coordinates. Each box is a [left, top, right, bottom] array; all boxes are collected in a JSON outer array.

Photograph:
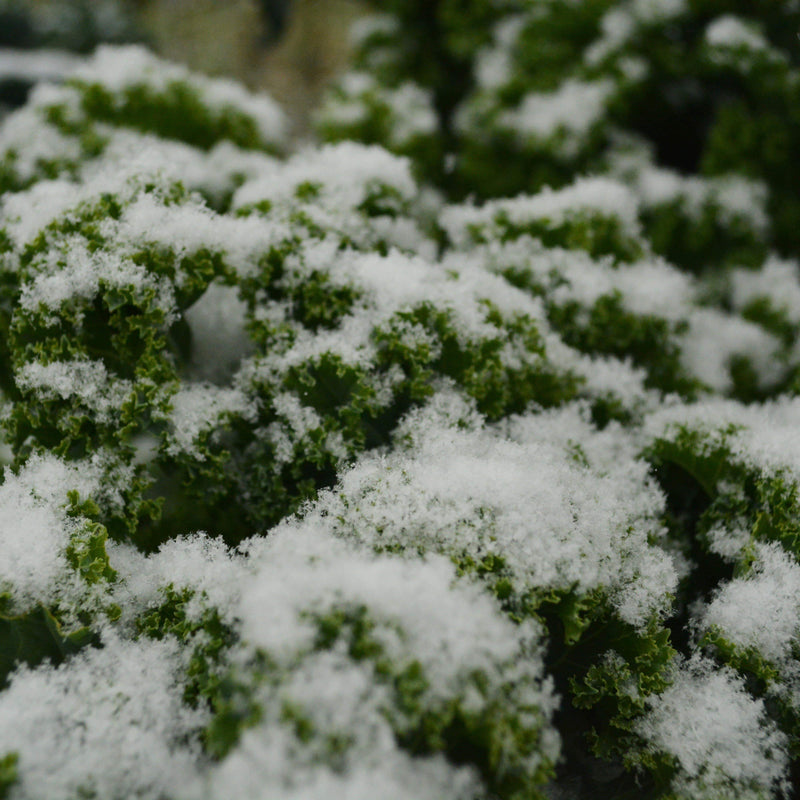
[[0, 752, 18, 800], [0, 605, 97, 687]]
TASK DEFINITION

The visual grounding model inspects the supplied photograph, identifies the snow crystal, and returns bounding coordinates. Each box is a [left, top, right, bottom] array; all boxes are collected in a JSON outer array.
[[0, 86, 83, 184], [0, 48, 83, 83], [474, 15, 527, 90], [242, 525, 546, 684], [0, 635, 206, 800], [384, 84, 438, 147], [348, 12, 399, 48], [566, 349, 654, 413], [636, 657, 788, 798], [703, 542, 800, 664], [206, 725, 481, 800], [243, 525, 555, 711], [16, 359, 135, 424], [166, 384, 256, 460], [110, 190, 283, 277], [467, 236, 692, 321], [630, 0, 687, 23], [234, 141, 417, 213], [232, 142, 431, 256], [19, 238, 176, 318], [292, 400, 675, 627], [108, 534, 249, 627], [244, 242, 551, 380], [646, 395, 800, 484], [211, 523, 561, 799], [2, 177, 88, 249], [584, 8, 636, 65], [0, 455, 99, 613], [730, 256, 800, 323], [633, 165, 769, 234]]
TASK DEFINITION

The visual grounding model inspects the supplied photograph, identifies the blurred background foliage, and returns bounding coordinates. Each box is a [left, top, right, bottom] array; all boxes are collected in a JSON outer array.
[[0, 0, 365, 133]]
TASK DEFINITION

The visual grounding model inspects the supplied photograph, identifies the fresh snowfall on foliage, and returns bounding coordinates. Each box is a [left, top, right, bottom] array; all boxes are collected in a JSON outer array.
[[1, 1, 800, 799]]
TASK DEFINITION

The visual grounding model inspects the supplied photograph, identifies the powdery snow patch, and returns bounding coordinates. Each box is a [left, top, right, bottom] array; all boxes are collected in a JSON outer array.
[[702, 542, 800, 664], [0, 635, 207, 800], [219, 524, 561, 798], [292, 398, 675, 628], [497, 79, 613, 158], [108, 533, 250, 628], [635, 657, 788, 799], [680, 308, 784, 394], [0, 455, 101, 614]]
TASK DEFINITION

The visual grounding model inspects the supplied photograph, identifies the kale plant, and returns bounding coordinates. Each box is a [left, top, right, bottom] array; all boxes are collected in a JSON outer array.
[[1, 3, 800, 797]]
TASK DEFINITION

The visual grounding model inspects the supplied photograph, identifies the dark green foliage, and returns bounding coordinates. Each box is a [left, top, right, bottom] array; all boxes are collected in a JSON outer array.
[[207, 603, 556, 797], [4, 20, 800, 798], [650, 428, 800, 562], [464, 210, 644, 264], [569, 617, 674, 762], [358, 0, 519, 125], [0, 604, 96, 687], [0, 752, 17, 800], [454, 550, 678, 793], [317, 82, 444, 185], [547, 294, 696, 396], [136, 586, 236, 710], [373, 301, 580, 420], [76, 82, 268, 153], [327, 0, 799, 273], [641, 197, 768, 275]]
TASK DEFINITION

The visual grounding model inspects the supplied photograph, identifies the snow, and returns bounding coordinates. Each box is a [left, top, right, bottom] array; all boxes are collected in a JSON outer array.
[[16, 359, 135, 424], [633, 165, 769, 234], [242, 526, 548, 694], [234, 142, 417, 212], [703, 542, 800, 664], [474, 15, 527, 90], [440, 177, 642, 250], [286, 398, 676, 628], [0, 635, 206, 800], [165, 384, 256, 460], [208, 523, 561, 798], [348, 13, 399, 47], [465, 236, 692, 321], [498, 80, 613, 157], [0, 85, 84, 185], [72, 45, 288, 151], [646, 395, 800, 484], [636, 657, 788, 798], [0, 455, 101, 615], [19, 238, 175, 318], [0, 48, 83, 83], [630, 0, 687, 23], [680, 308, 784, 394], [108, 534, 249, 628], [730, 256, 800, 323], [706, 16, 770, 52], [585, 8, 636, 65], [4, 32, 800, 800], [206, 729, 482, 800]]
